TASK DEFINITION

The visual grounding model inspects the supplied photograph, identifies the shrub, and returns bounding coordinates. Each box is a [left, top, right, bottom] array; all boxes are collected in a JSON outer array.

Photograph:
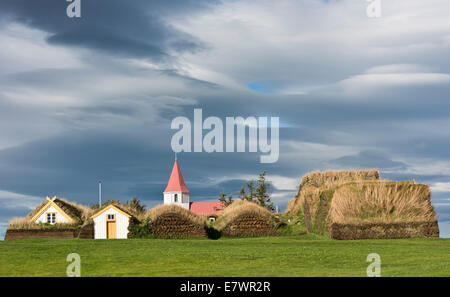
[[127, 217, 151, 238]]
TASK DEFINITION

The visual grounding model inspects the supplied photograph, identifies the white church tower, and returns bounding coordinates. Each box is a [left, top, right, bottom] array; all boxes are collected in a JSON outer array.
[[163, 156, 190, 210]]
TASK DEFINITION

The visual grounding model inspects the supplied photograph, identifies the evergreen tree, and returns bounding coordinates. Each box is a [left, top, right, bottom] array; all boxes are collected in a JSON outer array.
[[217, 192, 233, 209], [255, 171, 274, 211], [238, 186, 248, 200], [216, 171, 273, 211], [246, 180, 256, 201], [126, 197, 146, 214]]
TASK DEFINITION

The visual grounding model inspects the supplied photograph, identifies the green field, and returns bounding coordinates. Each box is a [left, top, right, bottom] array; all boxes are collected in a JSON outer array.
[[1, 235, 449, 276]]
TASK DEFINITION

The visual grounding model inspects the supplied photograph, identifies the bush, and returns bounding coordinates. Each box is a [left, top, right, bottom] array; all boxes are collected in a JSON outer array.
[[128, 218, 151, 238]]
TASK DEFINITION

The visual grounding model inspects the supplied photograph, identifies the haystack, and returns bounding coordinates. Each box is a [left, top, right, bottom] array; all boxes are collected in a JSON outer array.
[[213, 200, 281, 237], [327, 181, 439, 239], [146, 204, 207, 238], [285, 169, 439, 239], [286, 169, 380, 234]]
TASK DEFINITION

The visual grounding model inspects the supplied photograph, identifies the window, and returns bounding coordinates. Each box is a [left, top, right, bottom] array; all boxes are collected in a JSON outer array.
[[107, 214, 115, 220], [174, 194, 178, 202], [46, 213, 56, 224]]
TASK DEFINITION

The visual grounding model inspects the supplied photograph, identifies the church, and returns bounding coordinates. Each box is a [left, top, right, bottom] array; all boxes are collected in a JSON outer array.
[[163, 157, 223, 218]]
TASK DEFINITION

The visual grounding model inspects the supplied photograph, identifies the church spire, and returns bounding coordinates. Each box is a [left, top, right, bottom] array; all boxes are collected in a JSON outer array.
[[163, 158, 189, 193]]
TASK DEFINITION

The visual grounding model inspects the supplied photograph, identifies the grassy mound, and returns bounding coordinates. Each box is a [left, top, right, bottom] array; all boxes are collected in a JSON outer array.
[[145, 204, 207, 238], [213, 200, 281, 237]]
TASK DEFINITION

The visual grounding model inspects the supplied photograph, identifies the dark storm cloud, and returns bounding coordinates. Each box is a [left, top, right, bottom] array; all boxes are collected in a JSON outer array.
[[0, 0, 217, 60]]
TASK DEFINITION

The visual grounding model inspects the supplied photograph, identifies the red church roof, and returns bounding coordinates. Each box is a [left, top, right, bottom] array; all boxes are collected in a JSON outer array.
[[164, 160, 189, 193], [190, 201, 224, 215]]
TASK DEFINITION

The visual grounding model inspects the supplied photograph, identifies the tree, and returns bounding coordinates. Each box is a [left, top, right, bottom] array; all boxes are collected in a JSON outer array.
[[125, 197, 146, 214], [217, 171, 274, 211], [255, 171, 274, 211], [91, 199, 120, 210], [217, 192, 233, 210], [238, 186, 248, 200], [246, 180, 256, 201]]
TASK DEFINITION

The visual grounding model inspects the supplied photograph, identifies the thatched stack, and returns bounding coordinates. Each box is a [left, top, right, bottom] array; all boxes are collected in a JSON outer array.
[[213, 200, 281, 237], [327, 182, 439, 239], [285, 169, 439, 239], [146, 204, 207, 238], [286, 169, 380, 234]]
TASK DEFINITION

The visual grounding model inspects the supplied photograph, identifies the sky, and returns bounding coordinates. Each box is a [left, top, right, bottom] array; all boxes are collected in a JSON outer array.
[[0, 0, 450, 239]]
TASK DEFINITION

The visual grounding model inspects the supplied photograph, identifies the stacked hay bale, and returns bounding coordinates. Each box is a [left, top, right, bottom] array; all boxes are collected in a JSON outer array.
[[286, 170, 380, 234], [328, 181, 439, 239], [285, 169, 439, 239], [146, 204, 207, 238], [213, 200, 281, 237]]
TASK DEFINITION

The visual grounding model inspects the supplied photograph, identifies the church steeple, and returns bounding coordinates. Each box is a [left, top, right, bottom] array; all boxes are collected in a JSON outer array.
[[163, 159, 189, 193]]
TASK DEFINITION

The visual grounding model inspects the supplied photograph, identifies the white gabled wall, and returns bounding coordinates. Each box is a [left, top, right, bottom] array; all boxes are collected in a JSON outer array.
[[93, 207, 130, 239], [35, 205, 70, 224], [164, 192, 189, 209]]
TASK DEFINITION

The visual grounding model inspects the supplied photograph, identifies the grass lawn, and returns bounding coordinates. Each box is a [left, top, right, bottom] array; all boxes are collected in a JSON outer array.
[[0, 235, 449, 276]]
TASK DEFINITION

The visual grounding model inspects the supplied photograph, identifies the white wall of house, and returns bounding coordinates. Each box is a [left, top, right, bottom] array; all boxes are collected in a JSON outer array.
[[35, 205, 70, 224], [163, 192, 189, 209], [93, 207, 130, 239]]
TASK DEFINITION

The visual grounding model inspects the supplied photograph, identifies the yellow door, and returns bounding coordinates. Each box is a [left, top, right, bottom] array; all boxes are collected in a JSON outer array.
[[107, 220, 116, 239]]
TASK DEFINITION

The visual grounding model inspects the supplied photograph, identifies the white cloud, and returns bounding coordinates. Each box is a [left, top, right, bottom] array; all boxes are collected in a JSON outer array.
[[266, 175, 299, 191], [365, 64, 433, 74], [383, 159, 450, 176], [432, 182, 450, 193], [339, 72, 450, 93], [0, 23, 81, 76], [173, 0, 450, 93], [0, 190, 42, 210], [270, 191, 297, 211]]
